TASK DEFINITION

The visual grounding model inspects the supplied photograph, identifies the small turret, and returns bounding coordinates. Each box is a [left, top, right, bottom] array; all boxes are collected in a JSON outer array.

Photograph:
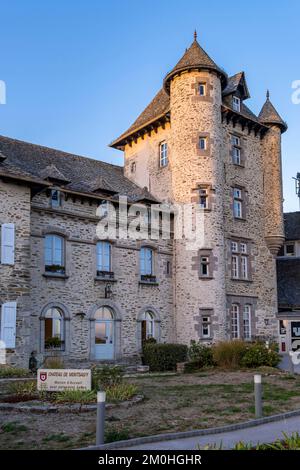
[[260, 91, 286, 255], [259, 90, 287, 133]]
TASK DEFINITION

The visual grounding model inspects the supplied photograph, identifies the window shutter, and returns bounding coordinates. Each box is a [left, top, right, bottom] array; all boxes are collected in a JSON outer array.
[[1, 302, 17, 348], [1, 223, 15, 265]]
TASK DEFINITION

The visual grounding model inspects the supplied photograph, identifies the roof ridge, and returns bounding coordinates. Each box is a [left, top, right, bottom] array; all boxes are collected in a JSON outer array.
[[0, 134, 122, 171]]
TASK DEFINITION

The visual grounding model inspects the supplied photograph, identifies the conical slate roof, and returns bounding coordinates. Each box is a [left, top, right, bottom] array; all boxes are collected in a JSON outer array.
[[259, 91, 287, 133], [163, 32, 227, 93]]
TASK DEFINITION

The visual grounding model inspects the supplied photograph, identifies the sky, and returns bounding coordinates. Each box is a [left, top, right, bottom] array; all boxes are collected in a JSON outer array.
[[0, 0, 299, 212]]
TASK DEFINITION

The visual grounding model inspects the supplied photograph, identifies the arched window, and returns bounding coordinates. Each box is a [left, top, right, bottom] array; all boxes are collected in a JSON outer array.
[[96, 241, 112, 275], [141, 310, 155, 342], [44, 307, 64, 350], [45, 234, 65, 274], [94, 306, 114, 321], [94, 306, 114, 360]]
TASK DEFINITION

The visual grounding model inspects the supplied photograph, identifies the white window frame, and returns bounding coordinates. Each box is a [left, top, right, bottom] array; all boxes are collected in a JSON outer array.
[[200, 256, 210, 277], [233, 188, 243, 219], [233, 146, 241, 165], [240, 242, 247, 254], [241, 255, 248, 280], [44, 234, 65, 270], [199, 188, 208, 209], [243, 305, 251, 340], [199, 83, 206, 96], [232, 254, 239, 279], [233, 96, 241, 112], [231, 304, 240, 339], [201, 316, 211, 339], [159, 142, 168, 167], [50, 189, 61, 208], [231, 241, 238, 253], [199, 137, 207, 151], [231, 135, 240, 147], [96, 241, 112, 273]]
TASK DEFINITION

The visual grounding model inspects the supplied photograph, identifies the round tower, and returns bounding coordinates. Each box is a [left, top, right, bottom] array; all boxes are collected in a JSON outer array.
[[259, 91, 287, 255], [163, 33, 229, 343]]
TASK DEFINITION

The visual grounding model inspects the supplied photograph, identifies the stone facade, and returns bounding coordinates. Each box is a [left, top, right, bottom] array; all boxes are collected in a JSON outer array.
[[0, 34, 287, 367]]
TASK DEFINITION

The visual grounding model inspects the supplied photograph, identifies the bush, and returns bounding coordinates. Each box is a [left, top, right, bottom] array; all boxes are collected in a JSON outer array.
[[92, 365, 124, 391], [44, 337, 63, 349], [55, 390, 96, 404], [188, 342, 214, 368], [212, 340, 248, 369], [0, 366, 29, 378], [8, 380, 37, 397], [43, 357, 64, 369], [106, 383, 138, 403], [143, 343, 188, 371], [241, 343, 280, 368]]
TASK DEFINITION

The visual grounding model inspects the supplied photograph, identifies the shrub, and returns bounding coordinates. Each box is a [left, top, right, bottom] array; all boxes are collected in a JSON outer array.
[[188, 342, 214, 368], [143, 343, 188, 371], [92, 365, 124, 391], [55, 390, 96, 404], [44, 337, 63, 349], [8, 380, 37, 397], [43, 357, 64, 369], [241, 343, 280, 368], [106, 383, 138, 403], [105, 428, 130, 443], [212, 340, 248, 369], [0, 366, 29, 378]]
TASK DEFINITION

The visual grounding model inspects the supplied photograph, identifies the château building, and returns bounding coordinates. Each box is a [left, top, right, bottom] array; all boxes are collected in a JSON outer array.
[[0, 33, 287, 367]]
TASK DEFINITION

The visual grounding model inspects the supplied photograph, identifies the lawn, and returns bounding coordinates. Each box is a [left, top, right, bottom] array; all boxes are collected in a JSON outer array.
[[0, 368, 300, 449]]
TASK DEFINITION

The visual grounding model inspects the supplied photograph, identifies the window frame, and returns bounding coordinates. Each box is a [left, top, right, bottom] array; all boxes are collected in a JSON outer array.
[[200, 256, 210, 277], [50, 189, 61, 208], [198, 83, 206, 96], [96, 241, 112, 275], [284, 243, 296, 257], [232, 96, 241, 112], [159, 142, 168, 167], [231, 304, 240, 339], [201, 315, 211, 339], [243, 305, 251, 340], [233, 187, 243, 219], [44, 234, 65, 274], [199, 137, 207, 151], [199, 187, 209, 209], [140, 246, 155, 280], [44, 307, 65, 350]]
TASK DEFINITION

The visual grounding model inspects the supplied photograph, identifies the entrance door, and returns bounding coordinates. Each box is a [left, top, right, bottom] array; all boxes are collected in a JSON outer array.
[[94, 307, 114, 360]]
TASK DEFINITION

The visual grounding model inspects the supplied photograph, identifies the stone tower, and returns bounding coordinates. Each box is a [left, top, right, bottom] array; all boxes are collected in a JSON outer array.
[[162, 32, 229, 342], [259, 91, 287, 256]]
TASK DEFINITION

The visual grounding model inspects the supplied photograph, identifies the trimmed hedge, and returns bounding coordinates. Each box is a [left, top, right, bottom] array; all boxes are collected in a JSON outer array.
[[143, 343, 188, 371]]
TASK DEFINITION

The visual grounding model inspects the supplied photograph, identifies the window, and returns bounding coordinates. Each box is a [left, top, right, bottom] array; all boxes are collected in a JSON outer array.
[[233, 187, 243, 218], [99, 200, 108, 218], [159, 142, 168, 167], [232, 254, 239, 279], [241, 256, 248, 279], [202, 316, 211, 338], [51, 189, 61, 208], [199, 188, 208, 209], [231, 241, 250, 280], [231, 304, 240, 339], [44, 307, 64, 349], [96, 241, 112, 276], [200, 256, 210, 277], [44, 235, 65, 274], [199, 137, 207, 150], [166, 260, 171, 275], [141, 311, 155, 342], [233, 96, 241, 112], [140, 247, 155, 281], [243, 305, 251, 339], [130, 161, 136, 173], [284, 244, 295, 257], [199, 83, 206, 96]]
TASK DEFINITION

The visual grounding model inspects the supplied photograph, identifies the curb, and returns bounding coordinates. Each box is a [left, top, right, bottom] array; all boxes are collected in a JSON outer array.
[[81, 408, 300, 450]]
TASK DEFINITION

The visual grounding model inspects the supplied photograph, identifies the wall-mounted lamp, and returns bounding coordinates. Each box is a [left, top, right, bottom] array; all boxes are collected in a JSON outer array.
[[264, 318, 270, 326], [75, 312, 86, 320]]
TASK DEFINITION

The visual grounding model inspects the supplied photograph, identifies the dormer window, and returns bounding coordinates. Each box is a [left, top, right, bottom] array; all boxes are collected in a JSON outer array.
[[51, 189, 61, 208], [199, 83, 206, 96], [199, 137, 207, 151], [233, 96, 241, 112], [130, 161, 136, 173]]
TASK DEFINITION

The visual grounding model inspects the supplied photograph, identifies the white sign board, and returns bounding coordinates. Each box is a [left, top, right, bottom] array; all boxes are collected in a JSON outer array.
[[37, 369, 91, 392]]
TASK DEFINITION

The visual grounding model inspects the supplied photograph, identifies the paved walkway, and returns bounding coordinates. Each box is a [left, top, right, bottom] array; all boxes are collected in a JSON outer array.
[[119, 415, 300, 450]]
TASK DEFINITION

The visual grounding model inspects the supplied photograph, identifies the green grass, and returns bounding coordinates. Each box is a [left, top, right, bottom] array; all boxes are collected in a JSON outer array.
[[1, 422, 28, 433], [42, 434, 71, 443]]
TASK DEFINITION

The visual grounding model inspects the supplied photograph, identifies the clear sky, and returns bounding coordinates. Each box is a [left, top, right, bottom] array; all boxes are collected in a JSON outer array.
[[0, 0, 299, 211]]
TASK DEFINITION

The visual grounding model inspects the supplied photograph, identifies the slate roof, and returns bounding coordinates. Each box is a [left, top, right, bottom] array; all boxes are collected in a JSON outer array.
[[284, 212, 300, 241], [277, 258, 300, 308], [259, 92, 287, 132], [222, 72, 250, 100], [0, 135, 158, 202], [163, 36, 227, 93]]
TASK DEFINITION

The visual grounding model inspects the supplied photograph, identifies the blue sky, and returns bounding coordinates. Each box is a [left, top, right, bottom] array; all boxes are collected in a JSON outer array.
[[0, 0, 299, 211]]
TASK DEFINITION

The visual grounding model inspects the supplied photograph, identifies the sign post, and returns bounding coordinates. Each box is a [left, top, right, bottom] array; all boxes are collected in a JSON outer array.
[[254, 374, 262, 419]]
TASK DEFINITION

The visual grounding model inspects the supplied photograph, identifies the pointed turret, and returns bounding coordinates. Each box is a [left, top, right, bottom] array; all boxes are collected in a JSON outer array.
[[259, 91, 287, 133], [163, 32, 227, 93]]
